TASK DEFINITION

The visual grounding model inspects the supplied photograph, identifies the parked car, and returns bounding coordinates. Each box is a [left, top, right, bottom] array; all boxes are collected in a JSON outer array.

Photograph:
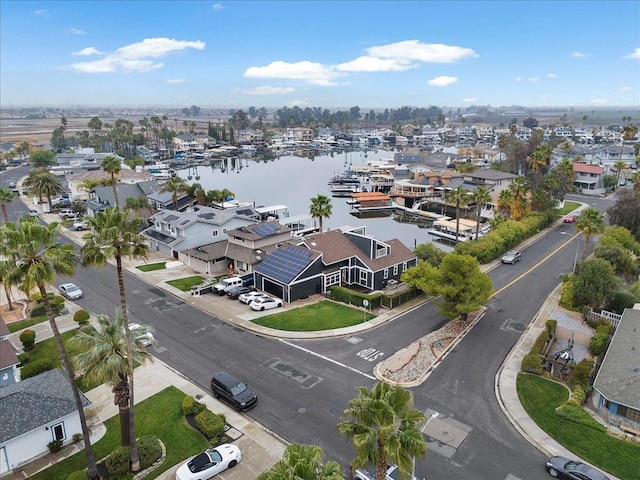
[[212, 276, 244, 295], [129, 323, 155, 347], [59, 283, 83, 300], [238, 291, 269, 304], [175, 444, 241, 480], [8, 182, 16, 188], [27, 209, 38, 217], [226, 285, 255, 299], [501, 250, 522, 264], [249, 296, 283, 311], [545, 456, 610, 480], [563, 214, 578, 223], [210, 371, 257, 411], [72, 220, 89, 231], [58, 209, 80, 219]]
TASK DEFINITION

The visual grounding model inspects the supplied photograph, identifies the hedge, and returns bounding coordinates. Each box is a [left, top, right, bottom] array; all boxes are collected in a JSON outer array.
[[589, 333, 609, 356], [105, 446, 130, 477], [521, 353, 544, 374], [20, 359, 57, 379], [73, 309, 90, 325], [194, 409, 226, 443], [182, 395, 206, 416], [137, 436, 163, 469], [330, 286, 381, 309], [567, 358, 594, 390]]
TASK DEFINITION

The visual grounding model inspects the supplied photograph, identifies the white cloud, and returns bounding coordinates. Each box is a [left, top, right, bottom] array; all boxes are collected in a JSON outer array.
[[212, 2, 223, 9], [366, 40, 478, 63], [515, 77, 523, 83], [527, 77, 540, 83], [428, 76, 458, 87], [591, 98, 610, 105], [620, 86, 632, 91], [70, 37, 205, 73], [166, 78, 187, 84], [35, 9, 47, 16], [244, 61, 345, 86], [546, 73, 557, 78], [67, 28, 86, 35], [623, 47, 640, 60], [571, 51, 588, 58], [236, 85, 295, 95], [462, 97, 478, 103], [336, 56, 414, 72], [73, 47, 103, 57]]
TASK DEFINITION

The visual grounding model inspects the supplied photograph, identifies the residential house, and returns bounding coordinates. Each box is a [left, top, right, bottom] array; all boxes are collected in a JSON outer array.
[[391, 168, 460, 207], [595, 145, 636, 168], [591, 307, 640, 435], [462, 170, 518, 203], [142, 204, 260, 259], [66, 168, 155, 201], [0, 319, 19, 387], [253, 226, 417, 303], [136, 145, 161, 163], [173, 133, 200, 154], [85, 181, 163, 216], [573, 163, 605, 194], [0, 369, 91, 473]]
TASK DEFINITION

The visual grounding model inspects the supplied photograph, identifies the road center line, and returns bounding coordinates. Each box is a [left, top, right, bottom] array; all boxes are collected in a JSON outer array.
[[279, 339, 377, 380]]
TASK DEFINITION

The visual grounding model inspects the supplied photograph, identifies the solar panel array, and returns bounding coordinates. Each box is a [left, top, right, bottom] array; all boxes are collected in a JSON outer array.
[[255, 245, 314, 284], [254, 223, 280, 237]]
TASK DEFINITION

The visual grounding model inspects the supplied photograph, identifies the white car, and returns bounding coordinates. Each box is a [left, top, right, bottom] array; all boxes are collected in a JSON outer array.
[[249, 296, 283, 311], [129, 323, 155, 347], [59, 283, 83, 300], [238, 291, 270, 304], [175, 444, 241, 480]]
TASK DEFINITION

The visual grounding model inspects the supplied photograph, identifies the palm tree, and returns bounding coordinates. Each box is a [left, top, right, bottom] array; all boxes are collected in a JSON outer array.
[[554, 158, 576, 201], [497, 189, 514, 218], [161, 176, 188, 211], [71, 310, 153, 447], [0, 187, 15, 222], [508, 176, 529, 220], [310, 194, 333, 232], [256, 443, 344, 480], [630, 171, 640, 194], [2, 218, 99, 479], [445, 185, 469, 242], [470, 186, 491, 241], [22, 168, 63, 211], [575, 207, 605, 270], [80, 208, 149, 472], [338, 382, 427, 480], [102, 156, 122, 209]]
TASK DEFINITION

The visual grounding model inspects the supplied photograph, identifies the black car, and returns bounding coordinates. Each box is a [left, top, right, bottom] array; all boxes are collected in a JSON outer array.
[[545, 456, 610, 480], [210, 372, 257, 411], [226, 285, 255, 299]]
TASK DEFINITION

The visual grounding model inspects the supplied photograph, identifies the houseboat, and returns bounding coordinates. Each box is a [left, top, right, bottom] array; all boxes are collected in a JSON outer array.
[[330, 183, 362, 197], [427, 218, 488, 243]]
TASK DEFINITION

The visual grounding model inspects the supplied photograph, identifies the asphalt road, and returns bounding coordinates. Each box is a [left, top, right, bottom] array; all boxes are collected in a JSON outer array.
[[2, 167, 615, 480]]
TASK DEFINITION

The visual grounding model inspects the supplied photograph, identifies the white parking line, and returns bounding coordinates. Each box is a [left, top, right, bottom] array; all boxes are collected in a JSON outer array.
[[279, 339, 377, 380]]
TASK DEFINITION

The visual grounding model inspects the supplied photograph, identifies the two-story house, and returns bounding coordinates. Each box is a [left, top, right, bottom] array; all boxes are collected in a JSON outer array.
[[85, 181, 163, 217], [573, 163, 605, 194]]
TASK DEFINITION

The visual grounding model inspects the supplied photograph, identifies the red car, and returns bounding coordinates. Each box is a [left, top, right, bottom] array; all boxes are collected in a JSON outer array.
[[563, 214, 577, 223]]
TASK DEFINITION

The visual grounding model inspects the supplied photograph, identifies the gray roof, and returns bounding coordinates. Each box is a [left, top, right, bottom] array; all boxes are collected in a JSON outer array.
[[0, 368, 91, 442], [465, 170, 517, 181], [593, 308, 640, 409], [92, 181, 163, 208], [181, 241, 228, 261]]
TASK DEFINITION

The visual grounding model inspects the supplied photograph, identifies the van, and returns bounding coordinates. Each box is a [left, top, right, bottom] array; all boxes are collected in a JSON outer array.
[[213, 276, 244, 295]]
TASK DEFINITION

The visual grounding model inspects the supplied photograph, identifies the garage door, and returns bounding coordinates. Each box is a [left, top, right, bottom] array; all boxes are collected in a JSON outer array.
[[263, 279, 284, 299]]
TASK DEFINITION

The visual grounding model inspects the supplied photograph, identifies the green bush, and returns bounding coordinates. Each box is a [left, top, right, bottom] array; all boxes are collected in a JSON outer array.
[[21, 359, 57, 379], [17, 352, 30, 365], [330, 286, 381, 309], [137, 436, 163, 469], [19, 329, 36, 351], [182, 395, 206, 416], [51, 295, 65, 310], [531, 330, 552, 356], [559, 275, 577, 310], [194, 409, 226, 442], [545, 319, 557, 336], [571, 385, 587, 404], [555, 399, 607, 432], [66, 471, 89, 480], [568, 358, 594, 390], [606, 291, 638, 314], [596, 323, 612, 335], [105, 446, 130, 477], [73, 310, 90, 325], [589, 333, 609, 356], [72, 433, 83, 443], [521, 354, 543, 374], [48, 439, 63, 453], [30, 304, 46, 318]]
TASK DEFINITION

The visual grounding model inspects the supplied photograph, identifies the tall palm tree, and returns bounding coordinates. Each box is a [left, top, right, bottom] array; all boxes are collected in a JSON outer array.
[[71, 310, 153, 447], [554, 158, 576, 201], [102, 156, 122, 209], [257, 443, 344, 480], [22, 168, 63, 212], [497, 189, 514, 218], [470, 186, 491, 241], [338, 382, 427, 480], [445, 185, 469, 242], [575, 207, 605, 270], [310, 194, 333, 232], [80, 207, 149, 472], [2, 218, 98, 479], [613, 159, 626, 188], [0, 187, 16, 222], [508, 176, 529, 220], [161, 176, 188, 211]]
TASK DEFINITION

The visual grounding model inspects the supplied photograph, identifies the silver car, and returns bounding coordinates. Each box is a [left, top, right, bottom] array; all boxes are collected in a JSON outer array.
[[59, 283, 83, 300], [501, 250, 522, 264]]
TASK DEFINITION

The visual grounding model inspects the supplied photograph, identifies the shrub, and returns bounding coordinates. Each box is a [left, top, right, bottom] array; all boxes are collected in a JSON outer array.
[[105, 446, 131, 477], [137, 436, 162, 469], [19, 329, 36, 351], [182, 395, 206, 416], [521, 354, 543, 374], [596, 323, 612, 335], [589, 333, 609, 356], [568, 358, 594, 390], [73, 310, 90, 325], [330, 286, 381, 309], [66, 471, 89, 480], [559, 275, 577, 310], [555, 399, 607, 432], [48, 439, 63, 453], [571, 385, 586, 404], [606, 291, 638, 314], [545, 319, 557, 336], [17, 352, 30, 365], [21, 359, 57, 379], [530, 330, 552, 356], [72, 433, 83, 444], [51, 295, 65, 310], [30, 304, 46, 318], [195, 409, 226, 442]]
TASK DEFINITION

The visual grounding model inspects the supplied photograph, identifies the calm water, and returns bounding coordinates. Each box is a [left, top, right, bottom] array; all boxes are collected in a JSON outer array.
[[175, 149, 450, 251]]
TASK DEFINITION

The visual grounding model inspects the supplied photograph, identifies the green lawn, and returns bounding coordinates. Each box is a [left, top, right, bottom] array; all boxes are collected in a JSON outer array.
[[251, 300, 375, 331], [7, 315, 48, 333], [166, 276, 205, 291], [31, 386, 207, 480], [560, 200, 581, 215], [517, 373, 640, 479], [136, 262, 167, 272]]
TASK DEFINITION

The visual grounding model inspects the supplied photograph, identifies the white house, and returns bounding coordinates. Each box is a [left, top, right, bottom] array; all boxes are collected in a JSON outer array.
[[0, 369, 91, 473]]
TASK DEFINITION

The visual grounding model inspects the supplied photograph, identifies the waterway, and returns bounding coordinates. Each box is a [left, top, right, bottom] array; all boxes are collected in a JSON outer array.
[[175, 149, 452, 251]]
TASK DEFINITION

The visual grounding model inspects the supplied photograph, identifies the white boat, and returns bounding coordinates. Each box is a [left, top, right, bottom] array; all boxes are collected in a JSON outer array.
[[331, 184, 362, 197]]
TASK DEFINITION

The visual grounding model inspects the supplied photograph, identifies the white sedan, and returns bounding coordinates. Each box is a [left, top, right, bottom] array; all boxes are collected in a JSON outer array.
[[249, 296, 283, 311], [59, 283, 83, 300], [129, 323, 155, 347], [238, 291, 269, 304], [175, 444, 241, 480]]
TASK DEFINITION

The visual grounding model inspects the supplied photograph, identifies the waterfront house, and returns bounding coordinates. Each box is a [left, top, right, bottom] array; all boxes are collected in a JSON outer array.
[[85, 181, 162, 216], [0, 369, 91, 473], [66, 168, 155, 201]]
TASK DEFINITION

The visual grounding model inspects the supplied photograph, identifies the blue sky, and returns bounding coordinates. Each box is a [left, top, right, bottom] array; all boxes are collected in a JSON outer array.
[[1, 1, 639, 109]]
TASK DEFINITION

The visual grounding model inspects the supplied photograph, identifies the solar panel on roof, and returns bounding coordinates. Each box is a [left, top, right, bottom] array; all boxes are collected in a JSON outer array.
[[256, 245, 314, 284], [254, 223, 279, 237]]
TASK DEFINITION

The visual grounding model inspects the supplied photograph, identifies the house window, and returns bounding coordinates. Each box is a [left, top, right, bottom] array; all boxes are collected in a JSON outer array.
[[384, 268, 389, 279], [617, 405, 640, 422], [402, 262, 407, 271], [325, 271, 341, 289], [393, 265, 398, 275], [51, 422, 66, 441], [359, 269, 368, 285], [212, 230, 218, 237], [222, 228, 227, 233]]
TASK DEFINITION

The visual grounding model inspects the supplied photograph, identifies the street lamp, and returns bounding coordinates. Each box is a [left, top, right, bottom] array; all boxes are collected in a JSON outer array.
[[412, 412, 439, 479]]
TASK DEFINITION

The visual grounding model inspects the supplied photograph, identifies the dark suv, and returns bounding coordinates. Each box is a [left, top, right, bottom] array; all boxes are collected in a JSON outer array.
[[210, 372, 257, 411]]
